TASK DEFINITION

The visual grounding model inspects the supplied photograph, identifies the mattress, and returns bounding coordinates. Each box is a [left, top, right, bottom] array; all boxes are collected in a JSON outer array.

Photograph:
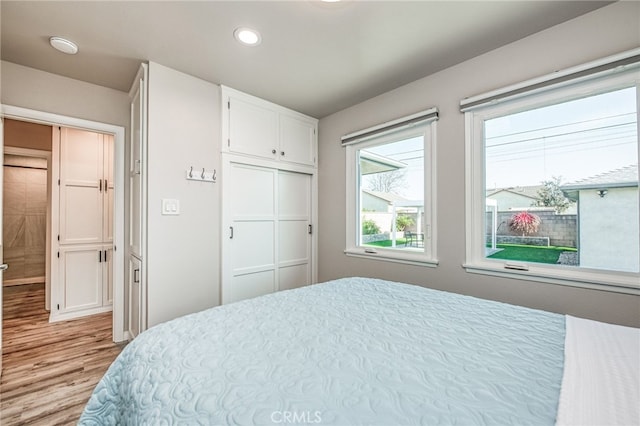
[[79, 277, 639, 425]]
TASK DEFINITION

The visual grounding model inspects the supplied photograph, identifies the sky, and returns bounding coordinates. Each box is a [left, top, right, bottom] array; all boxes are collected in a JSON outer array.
[[485, 86, 638, 189]]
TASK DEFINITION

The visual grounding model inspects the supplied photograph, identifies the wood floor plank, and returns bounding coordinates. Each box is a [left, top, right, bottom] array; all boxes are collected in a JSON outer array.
[[1, 283, 124, 425]]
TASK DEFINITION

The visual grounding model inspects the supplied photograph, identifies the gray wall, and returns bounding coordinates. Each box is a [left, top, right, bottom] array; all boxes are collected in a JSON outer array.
[[318, 2, 640, 327]]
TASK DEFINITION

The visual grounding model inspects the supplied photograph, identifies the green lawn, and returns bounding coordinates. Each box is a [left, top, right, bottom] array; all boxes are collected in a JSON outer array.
[[364, 238, 408, 247], [487, 244, 577, 264]]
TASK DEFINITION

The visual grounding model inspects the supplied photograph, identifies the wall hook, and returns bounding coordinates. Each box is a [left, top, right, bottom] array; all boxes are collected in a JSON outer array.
[[189, 166, 193, 178], [212, 169, 217, 182]]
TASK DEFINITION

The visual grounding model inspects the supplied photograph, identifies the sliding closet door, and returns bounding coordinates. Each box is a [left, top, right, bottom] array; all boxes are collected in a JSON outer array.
[[278, 171, 312, 291], [224, 163, 277, 303]]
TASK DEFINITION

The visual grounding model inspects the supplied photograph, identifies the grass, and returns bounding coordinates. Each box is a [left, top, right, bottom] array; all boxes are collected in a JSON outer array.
[[487, 243, 577, 264], [364, 238, 408, 247]]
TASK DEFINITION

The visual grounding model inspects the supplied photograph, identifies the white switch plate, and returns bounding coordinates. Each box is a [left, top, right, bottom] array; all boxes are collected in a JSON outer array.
[[161, 198, 180, 215]]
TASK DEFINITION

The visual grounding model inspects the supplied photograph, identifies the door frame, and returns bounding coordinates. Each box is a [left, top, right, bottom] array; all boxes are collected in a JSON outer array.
[[1, 104, 126, 343]]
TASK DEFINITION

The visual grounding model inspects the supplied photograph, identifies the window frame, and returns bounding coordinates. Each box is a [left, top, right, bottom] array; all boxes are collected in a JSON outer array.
[[345, 119, 438, 267], [464, 67, 640, 295]]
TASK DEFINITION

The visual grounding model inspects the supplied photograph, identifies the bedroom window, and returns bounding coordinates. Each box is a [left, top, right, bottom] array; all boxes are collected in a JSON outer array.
[[343, 108, 438, 267], [463, 49, 640, 293]]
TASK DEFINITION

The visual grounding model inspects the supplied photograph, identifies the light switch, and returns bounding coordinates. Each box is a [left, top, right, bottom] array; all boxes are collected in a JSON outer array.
[[161, 198, 180, 215]]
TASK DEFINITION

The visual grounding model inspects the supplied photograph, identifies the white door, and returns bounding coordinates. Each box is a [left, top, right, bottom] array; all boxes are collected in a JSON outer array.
[[224, 163, 277, 303], [278, 171, 312, 291], [103, 135, 114, 243], [59, 245, 103, 312], [228, 96, 279, 160], [59, 128, 104, 244], [129, 83, 143, 257], [279, 114, 316, 166], [128, 255, 142, 338]]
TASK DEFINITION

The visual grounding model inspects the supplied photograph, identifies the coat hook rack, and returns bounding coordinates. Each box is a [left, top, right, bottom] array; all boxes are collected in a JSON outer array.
[[186, 166, 216, 183]]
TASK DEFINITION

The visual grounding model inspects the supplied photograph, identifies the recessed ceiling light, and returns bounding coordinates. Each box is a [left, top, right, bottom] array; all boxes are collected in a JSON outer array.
[[233, 27, 261, 46], [50, 36, 78, 55]]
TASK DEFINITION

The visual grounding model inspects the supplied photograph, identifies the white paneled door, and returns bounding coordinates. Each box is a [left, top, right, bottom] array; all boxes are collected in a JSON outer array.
[[278, 170, 312, 291], [223, 161, 312, 304], [225, 163, 277, 303], [57, 127, 114, 317]]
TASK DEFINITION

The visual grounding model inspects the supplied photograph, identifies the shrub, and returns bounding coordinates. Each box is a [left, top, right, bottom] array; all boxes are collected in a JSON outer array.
[[396, 215, 414, 231], [362, 218, 381, 235], [508, 211, 541, 236]]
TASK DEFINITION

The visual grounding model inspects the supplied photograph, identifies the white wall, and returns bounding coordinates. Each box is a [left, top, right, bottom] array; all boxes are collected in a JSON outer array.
[[1, 61, 129, 127], [318, 2, 640, 327], [146, 62, 220, 327], [579, 187, 639, 273]]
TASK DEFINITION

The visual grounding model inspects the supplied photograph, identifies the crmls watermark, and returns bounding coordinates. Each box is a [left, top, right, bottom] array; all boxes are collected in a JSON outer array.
[[270, 410, 322, 424]]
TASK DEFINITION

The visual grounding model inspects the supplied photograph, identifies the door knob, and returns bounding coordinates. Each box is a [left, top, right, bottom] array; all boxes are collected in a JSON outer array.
[[0, 264, 8, 271]]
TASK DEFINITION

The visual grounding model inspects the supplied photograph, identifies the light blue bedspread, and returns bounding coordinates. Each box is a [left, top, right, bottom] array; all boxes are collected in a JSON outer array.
[[80, 277, 565, 425]]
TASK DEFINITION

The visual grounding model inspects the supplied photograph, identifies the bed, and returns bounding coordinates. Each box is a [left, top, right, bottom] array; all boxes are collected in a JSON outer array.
[[79, 277, 639, 425]]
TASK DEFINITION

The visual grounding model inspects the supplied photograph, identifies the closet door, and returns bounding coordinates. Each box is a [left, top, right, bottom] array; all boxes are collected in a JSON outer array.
[[278, 171, 312, 291], [59, 246, 103, 312], [103, 135, 114, 243], [103, 246, 114, 305], [59, 128, 104, 244], [224, 163, 277, 303], [129, 81, 143, 257], [128, 255, 142, 338]]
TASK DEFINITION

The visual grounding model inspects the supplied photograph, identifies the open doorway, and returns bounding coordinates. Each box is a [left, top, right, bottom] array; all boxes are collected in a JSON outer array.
[[1, 106, 126, 345]]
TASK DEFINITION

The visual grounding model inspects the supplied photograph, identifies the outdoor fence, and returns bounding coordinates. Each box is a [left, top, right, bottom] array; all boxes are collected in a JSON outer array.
[[486, 209, 577, 247]]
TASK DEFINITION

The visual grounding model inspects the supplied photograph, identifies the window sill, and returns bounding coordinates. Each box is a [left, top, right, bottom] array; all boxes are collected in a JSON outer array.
[[345, 248, 439, 268], [463, 262, 640, 295]]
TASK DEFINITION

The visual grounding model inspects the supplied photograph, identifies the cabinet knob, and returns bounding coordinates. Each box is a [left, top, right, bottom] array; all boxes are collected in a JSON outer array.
[[271, 149, 277, 154], [280, 151, 285, 156]]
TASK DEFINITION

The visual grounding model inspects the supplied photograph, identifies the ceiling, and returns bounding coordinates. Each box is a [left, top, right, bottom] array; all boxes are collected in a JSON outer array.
[[1, 1, 611, 118]]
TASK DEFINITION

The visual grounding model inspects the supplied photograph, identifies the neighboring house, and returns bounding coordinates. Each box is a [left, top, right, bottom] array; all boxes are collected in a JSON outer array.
[[362, 190, 409, 213], [486, 186, 543, 211], [562, 164, 639, 273]]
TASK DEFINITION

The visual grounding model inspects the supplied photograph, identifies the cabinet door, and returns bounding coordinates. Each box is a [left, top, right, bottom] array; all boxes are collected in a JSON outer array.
[[103, 135, 114, 243], [59, 128, 104, 244], [129, 80, 143, 257], [279, 114, 316, 166], [128, 255, 142, 339], [103, 246, 114, 306], [59, 246, 103, 312], [223, 163, 277, 304], [278, 171, 312, 291], [228, 96, 278, 160]]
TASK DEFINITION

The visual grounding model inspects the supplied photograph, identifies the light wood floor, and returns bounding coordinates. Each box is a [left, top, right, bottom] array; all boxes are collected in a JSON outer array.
[[1, 284, 124, 425]]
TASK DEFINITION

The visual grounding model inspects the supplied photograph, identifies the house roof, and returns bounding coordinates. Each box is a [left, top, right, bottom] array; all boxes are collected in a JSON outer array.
[[562, 164, 639, 191], [362, 190, 409, 205], [486, 185, 543, 200]]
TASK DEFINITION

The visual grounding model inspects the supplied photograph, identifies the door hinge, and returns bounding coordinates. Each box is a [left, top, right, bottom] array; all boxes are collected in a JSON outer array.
[[308, 224, 313, 235], [58, 179, 60, 185], [228, 138, 230, 147]]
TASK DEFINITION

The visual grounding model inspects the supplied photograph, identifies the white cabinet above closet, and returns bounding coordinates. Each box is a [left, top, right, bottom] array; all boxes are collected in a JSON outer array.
[[222, 86, 318, 167]]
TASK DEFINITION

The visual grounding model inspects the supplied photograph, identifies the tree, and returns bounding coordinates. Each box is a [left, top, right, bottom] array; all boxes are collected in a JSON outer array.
[[533, 176, 573, 213], [508, 211, 541, 236], [396, 215, 414, 231], [365, 169, 407, 194]]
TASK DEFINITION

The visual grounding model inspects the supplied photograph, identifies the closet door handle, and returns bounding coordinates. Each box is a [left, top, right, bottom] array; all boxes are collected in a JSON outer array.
[[104, 250, 108, 262], [134, 268, 140, 283], [99, 179, 103, 192], [229, 226, 234, 239], [99, 250, 102, 263], [104, 179, 108, 191]]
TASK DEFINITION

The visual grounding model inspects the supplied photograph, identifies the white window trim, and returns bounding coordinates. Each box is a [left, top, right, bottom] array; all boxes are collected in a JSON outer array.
[[345, 119, 438, 267], [464, 67, 640, 295]]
